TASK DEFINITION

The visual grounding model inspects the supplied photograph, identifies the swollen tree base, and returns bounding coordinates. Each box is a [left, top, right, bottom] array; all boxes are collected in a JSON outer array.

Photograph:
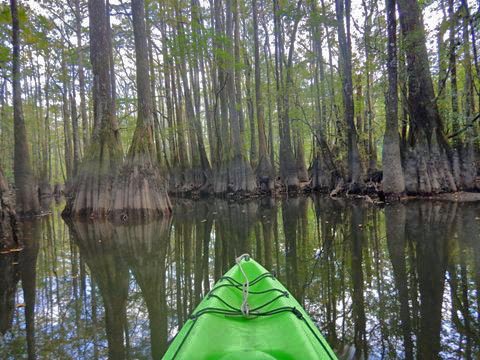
[[256, 155, 275, 193], [404, 136, 457, 194], [63, 163, 117, 219], [63, 131, 123, 219], [227, 154, 257, 194], [452, 142, 477, 191], [112, 155, 172, 221], [311, 154, 342, 192], [212, 155, 257, 196], [169, 166, 211, 195]]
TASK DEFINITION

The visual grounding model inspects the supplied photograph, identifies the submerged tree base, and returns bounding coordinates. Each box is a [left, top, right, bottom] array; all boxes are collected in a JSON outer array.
[[169, 165, 211, 195], [112, 157, 172, 221], [63, 130, 123, 219], [63, 168, 116, 219], [256, 155, 275, 193]]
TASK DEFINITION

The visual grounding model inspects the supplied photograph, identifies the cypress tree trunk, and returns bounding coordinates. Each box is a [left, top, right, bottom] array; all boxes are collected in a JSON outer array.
[[212, 0, 230, 194], [224, 0, 256, 194], [63, 0, 123, 218], [274, 0, 300, 191], [336, 0, 363, 192], [190, 0, 213, 193], [10, 0, 40, 216], [253, 0, 274, 192], [310, 1, 339, 191], [456, 0, 476, 190], [448, 0, 459, 134], [397, 0, 458, 194], [112, 0, 171, 219], [382, 0, 405, 196]]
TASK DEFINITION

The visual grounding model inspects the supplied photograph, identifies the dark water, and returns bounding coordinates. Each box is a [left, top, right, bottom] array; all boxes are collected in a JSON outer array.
[[0, 196, 479, 359]]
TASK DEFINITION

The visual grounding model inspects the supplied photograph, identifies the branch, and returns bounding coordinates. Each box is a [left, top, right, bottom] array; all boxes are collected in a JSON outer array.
[[447, 112, 480, 139]]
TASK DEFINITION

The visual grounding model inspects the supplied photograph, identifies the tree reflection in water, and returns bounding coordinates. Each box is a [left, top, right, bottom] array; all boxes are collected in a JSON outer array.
[[0, 198, 479, 359]]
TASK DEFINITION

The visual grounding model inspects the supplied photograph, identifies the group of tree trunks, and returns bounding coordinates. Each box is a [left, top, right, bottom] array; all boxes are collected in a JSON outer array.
[[2, 0, 479, 226], [63, 0, 171, 220]]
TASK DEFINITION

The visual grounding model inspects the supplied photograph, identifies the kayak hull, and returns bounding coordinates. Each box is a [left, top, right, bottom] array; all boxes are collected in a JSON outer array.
[[163, 257, 337, 359]]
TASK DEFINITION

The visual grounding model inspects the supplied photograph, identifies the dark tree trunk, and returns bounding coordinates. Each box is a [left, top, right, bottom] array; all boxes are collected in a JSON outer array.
[[310, 2, 339, 191], [112, 0, 171, 219], [274, 0, 300, 191], [335, 0, 363, 191], [456, 0, 477, 190], [397, 0, 458, 194], [253, 0, 274, 192], [190, 0, 213, 193], [382, 0, 405, 196], [63, 0, 123, 218], [10, 0, 40, 216], [225, 0, 256, 194], [448, 0, 459, 134]]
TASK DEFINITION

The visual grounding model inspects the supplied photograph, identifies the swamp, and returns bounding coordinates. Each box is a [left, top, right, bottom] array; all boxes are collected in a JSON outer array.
[[1, 0, 480, 358], [1, 197, 480, 358]]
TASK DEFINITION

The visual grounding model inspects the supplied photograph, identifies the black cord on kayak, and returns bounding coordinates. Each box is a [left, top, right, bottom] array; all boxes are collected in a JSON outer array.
[[301, 316, 336, 360], [209, 283, 286, 296], [170, 272, 336, 360], [219, 272, 274, 287], [171, 317, 198, 360]]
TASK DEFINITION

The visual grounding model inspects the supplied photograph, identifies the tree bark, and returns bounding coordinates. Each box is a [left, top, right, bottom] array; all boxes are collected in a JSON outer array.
[[112, 0, 172, 219], [397, 0, 458, 194], [335, 0, 363, 191], [448, 0, 459, 134], [274, 0, 301, 191], [225, 0, 256, 193], [382, 0, 405, 196], [10, 0, 40, 216], [310, 1, 339, 191], [253, 0, 274, 192], [63, 0, 123, 218]]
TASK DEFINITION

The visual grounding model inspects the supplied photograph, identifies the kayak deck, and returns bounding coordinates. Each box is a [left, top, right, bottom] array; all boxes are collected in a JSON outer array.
[[163, 256, 337, 359]]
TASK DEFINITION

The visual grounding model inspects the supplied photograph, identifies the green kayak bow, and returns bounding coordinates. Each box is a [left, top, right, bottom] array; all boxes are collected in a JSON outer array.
[[163, 255, 337, 359]]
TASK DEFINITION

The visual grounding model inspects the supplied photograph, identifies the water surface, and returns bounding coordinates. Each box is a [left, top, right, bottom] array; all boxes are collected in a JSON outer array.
[[0, 196, 479, 359]]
